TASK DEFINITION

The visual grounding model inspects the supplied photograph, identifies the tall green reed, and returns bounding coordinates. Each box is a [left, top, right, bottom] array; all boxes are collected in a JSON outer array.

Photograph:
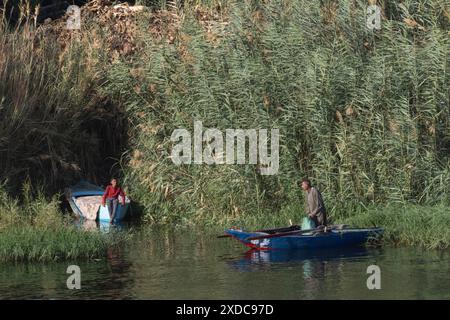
[[100, 0, 449, 225]]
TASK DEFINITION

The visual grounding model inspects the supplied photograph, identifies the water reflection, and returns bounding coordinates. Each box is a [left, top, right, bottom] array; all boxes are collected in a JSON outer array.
[[98, 221, 127, 233], [99, 246, 134, 299], [1, 226, 448, 299], [224, 247, 382, 299], [228, 247, 376, 274], [74, 219, 128, 233]]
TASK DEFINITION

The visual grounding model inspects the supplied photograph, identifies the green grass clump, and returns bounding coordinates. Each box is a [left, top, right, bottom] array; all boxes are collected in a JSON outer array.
[[0, 226, 124, 262], [338, 204, 450, 250]]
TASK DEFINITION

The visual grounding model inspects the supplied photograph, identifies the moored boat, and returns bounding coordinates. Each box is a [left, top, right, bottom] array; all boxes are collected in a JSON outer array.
[[225, 226, 383, 250], [65, 180, 131, 223]]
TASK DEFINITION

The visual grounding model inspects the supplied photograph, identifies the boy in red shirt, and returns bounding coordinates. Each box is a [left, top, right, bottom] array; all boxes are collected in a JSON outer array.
[[102, 178, 126, 224]]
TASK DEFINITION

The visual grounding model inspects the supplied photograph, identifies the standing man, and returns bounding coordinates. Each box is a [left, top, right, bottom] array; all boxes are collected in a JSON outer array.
[[102, 178, 126, 224], [300, 178, 327, 227]]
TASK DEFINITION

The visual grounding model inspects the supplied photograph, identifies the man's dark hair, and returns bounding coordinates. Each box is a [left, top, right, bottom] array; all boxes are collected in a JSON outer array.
[[300, 178, 311, 188]]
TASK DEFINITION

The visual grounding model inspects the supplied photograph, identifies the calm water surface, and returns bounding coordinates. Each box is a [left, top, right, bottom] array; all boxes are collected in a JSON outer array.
[[0, 227, 449, 299]]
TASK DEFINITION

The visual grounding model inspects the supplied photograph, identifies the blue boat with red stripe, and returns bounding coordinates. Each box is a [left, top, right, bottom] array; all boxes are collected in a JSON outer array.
[[224, 225, 383, 250]]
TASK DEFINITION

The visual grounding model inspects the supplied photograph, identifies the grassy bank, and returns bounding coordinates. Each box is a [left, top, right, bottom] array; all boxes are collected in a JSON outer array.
[[0, 185, 128, 262], [340, 205, 450, 250], [0, 226, 125, 262]]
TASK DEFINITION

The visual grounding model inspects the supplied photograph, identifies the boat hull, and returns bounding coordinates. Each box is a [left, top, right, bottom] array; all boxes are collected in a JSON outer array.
[[98, 202, 130, 223], [225, 227, 383, 250]]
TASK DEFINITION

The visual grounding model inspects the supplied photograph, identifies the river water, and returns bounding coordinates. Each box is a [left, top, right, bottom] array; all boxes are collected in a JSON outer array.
[[0, 227, 449, 299]]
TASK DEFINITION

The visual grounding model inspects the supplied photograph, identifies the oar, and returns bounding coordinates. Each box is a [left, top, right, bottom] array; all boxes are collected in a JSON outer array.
[[218, 224, 347, 240], [217, 224, 300, 239], [255, 225, 300, 234], [246, 226, 327, 241]]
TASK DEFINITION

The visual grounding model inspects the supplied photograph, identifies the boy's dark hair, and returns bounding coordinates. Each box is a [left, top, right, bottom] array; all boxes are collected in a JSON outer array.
[[300, 178, 311, 188]]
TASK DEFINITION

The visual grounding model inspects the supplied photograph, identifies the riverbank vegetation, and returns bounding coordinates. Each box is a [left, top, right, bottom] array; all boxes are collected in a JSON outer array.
[[342, 205, 450, 249], [0, 0, 449, 251]]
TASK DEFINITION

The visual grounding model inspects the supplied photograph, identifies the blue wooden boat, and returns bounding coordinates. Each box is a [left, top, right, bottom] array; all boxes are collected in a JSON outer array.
[[225, 226, 383, 250], [65, 180, 130, 223]]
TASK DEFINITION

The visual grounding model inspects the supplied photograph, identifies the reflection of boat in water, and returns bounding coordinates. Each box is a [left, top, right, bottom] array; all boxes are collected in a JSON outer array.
[[65, 180, 131, 224], [227, 247, 377, 273], [74, 219, 127, 233], [98, 220, 127, 233], [246, 247, 371, 263]]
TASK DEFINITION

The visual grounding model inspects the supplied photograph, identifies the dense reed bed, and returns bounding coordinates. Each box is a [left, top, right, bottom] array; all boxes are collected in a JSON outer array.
[[112, 1, 450, 224]]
